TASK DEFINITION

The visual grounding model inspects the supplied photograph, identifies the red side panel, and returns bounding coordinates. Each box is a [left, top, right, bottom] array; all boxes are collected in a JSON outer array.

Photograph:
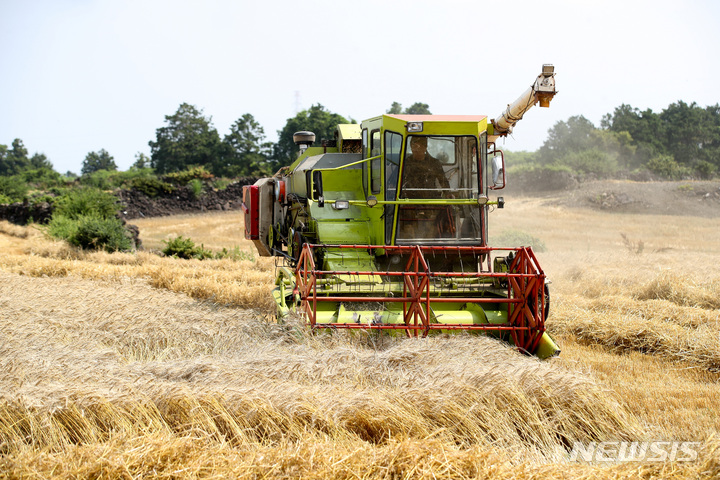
[[242, 185, 260, 240]]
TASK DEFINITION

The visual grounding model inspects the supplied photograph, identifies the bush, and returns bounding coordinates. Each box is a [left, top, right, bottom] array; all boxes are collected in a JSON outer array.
[[79, 168, 161, 190], [188, 178, 203, 198], [212, 178, 234, 191], [215, 246, 255, 261], [164, 166, 214, 185], [47, 215, 132, 252], [20, 168, 65, 189], [71, 216, 132, 252], [28, 193, 56, 206], [646, 155, 690, 179], [46, 188, 133, 252], [53, 187, 120, 220], [131, 176, 175, 197], [161, 236, 251, 261], [162, 236, 213, 259], [694, 160, 717, 179], [46, 214, 78, 240], [79, 169, 117, 190], [0, 175, 29, 203]]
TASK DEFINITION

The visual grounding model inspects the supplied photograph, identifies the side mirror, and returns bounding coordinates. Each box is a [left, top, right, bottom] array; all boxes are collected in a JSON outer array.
[[490, 151, 505, 190], [313, 170, 324, 207]]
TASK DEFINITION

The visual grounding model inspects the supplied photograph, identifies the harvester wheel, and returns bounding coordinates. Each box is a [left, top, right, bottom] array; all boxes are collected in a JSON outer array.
[[291, 230, 305, 264]]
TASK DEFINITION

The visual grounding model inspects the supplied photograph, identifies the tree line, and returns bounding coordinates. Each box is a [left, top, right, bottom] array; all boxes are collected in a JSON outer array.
[[2, 99, 719, 202], [509, 100, 720, 180]]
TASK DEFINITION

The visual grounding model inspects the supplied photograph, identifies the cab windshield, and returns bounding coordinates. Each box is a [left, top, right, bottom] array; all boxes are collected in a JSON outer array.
[[394, 135, 482, 244]]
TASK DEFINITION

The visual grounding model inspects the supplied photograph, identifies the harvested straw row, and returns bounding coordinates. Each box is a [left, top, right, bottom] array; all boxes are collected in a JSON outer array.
[[2, 432, 719, 480], [0, 220, 34, 239], [549, 294, 720, 371], [0, 239, 276, 312], [1, 270, 640, 460], [558, 266, 720, 311]]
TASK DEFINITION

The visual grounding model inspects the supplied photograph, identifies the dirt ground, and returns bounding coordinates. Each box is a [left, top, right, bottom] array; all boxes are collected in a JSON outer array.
[[508, 180, 720, 218]]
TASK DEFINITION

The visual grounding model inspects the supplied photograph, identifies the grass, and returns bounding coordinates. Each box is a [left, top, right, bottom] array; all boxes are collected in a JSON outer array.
[[1, 196, 720, 478]]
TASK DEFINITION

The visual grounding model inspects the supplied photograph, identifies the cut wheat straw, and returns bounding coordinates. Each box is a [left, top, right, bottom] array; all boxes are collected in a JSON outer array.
[[2, 206, 720, 478]]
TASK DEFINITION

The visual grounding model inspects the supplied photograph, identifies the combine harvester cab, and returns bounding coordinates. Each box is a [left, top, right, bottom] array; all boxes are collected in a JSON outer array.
[[243, 65, 560, 359]]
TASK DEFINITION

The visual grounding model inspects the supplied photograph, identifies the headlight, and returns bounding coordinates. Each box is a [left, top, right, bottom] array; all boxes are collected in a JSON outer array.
[[333, 200, 350, 210]]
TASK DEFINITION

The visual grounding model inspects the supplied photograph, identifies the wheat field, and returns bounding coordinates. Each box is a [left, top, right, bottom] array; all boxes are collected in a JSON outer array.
[[1, 201, 719, 479]]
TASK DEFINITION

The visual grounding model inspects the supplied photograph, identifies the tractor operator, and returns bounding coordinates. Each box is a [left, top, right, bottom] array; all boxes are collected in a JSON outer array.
[[398, 136, 454, 239], [400, 136, 450, 199]]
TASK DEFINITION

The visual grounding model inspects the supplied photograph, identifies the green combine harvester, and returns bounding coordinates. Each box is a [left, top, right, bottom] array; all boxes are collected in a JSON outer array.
[[243, 65, 560, 358]]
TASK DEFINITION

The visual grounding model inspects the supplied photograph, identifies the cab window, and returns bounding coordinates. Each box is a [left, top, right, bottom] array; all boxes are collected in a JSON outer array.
[[370, 129, 381, 194]]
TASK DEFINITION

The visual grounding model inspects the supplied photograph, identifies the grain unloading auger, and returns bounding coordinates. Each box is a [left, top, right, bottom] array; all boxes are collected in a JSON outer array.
[[243, 65, 560, 358]]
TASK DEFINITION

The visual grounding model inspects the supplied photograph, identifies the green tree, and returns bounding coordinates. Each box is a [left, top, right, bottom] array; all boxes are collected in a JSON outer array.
[[660, 101, 720, 170], [602, 104, 666, 155], [28, 152, 53, 170], [387, 102, 403, 114], [386, 102, 432, 115], [0, 139, 29, 175], [149, 103, 223, 174], [0, 144, 7, 176], [536, 116, 644, 175], [274, 104, 350, 167], [1, 139, 57, 176], [405, 102, 432, 114], [602, 101, 720, 177], [220, 113, 273, 176], [81, 149, 117, 175], [132, 152, 151, 169], [538, 115, 597, 164]]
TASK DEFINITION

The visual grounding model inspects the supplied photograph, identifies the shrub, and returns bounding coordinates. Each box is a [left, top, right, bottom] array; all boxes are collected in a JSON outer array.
[[79, 168, 159, 190], [164, 166, 214, 185], [112, 168, 158, 188], [71, 216, 132, 252], [188, 178, 203, 198], [131, 176, 175, 197], [161, 237, 250, 261], [215, 246, 255, 261], [29, 193, 56, 206], [20, 168, 65, 189], [694, 160, 716, 179], [53, 187, 120, 220], [0, 175, 29, 203], [47, 215, 132, 252], [46, 188, 133, 252], [79, 169, 117, 190], [646, 155, 690, 179], [46, 214, 78, 240], [212, 178, 234, 191], [162, 236, 213, 259]]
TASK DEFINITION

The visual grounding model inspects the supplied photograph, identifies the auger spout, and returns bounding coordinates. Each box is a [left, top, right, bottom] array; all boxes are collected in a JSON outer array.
[[490, 64, 557, 143]]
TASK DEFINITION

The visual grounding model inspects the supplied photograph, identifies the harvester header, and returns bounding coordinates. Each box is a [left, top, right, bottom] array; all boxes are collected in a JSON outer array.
[[242, 65, 560, 359]]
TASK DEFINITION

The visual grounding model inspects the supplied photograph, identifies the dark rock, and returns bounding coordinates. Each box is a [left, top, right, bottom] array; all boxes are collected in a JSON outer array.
[[0, 202, 54, 225], [116, 179, 258, 220]]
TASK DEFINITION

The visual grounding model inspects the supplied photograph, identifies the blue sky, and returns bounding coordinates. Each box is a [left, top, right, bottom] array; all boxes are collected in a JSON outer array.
[[2, 0, 719, 174]]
